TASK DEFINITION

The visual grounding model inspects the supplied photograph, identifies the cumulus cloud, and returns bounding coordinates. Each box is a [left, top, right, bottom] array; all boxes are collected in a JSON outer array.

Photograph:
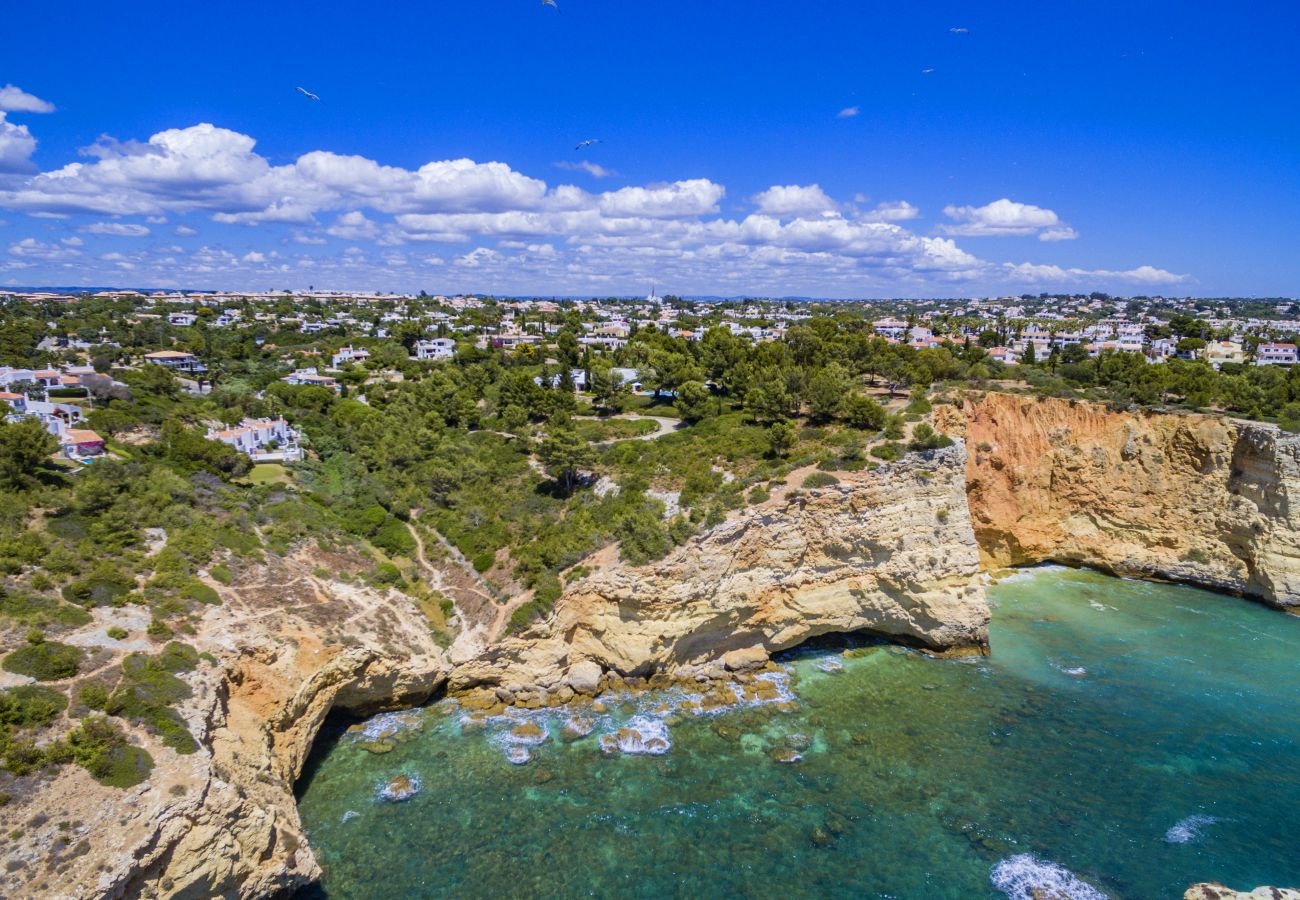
[[862, 200, 920, 222], [83, 221, 150, 237], [555, 160, 615, 178], [8, 237, 80, 260], [326, 210, 379, 240], [0, 85, 55, 114], [753, 184, 838, 217], [941, 198, 1079, 240], [837, 106, 860, 119], [0, 114, 37, 174], [1002, 261, 1186, 285], [0, 120, 1184, 294]]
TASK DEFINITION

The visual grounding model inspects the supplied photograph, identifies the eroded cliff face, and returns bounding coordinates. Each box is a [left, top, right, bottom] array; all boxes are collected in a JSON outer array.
[[4, 551, 449, 900], [451, 444, 989, 701], [944, 392, 1300, 610]]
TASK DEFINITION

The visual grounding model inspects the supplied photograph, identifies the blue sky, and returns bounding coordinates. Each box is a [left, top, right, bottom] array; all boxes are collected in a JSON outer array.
[[1, 0, 1297, 297]]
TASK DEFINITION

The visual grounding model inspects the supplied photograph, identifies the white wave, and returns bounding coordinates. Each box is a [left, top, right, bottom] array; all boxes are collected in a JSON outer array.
[[377, 773, 421, 802], [1060, 666, 1088, 677], [505, 745, 533, 765], [1164, 814, 1218, 844], [992, 565, 1073, 584], [351, 709, 424, 742], [816, 658, 845, 674], [990, 854, 1108, 900], [598, 716, 672, 756], [341, 810, 359, 824]]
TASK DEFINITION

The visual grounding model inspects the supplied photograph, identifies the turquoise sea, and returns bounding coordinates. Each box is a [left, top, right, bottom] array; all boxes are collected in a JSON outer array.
[[295, 568, 1300, 898]]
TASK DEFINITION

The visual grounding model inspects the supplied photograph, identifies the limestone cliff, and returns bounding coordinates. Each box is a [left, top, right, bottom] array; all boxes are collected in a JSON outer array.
[[450, 444, 989, 701], [943, 392, 1300, 610], [1, 550, 449, 900]]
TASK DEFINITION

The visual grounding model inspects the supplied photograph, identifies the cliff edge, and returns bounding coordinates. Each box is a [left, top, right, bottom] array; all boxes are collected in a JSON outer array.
[[946, 393, 1300, 610]]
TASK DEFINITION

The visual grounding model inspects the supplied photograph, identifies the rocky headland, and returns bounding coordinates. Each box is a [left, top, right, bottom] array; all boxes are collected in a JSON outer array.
[[12, 394, 1300, 898]]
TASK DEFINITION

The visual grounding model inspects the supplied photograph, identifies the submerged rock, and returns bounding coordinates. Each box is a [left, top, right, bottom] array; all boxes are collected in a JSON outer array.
[[505, 746, 532, 765], [770, 748, 803, 765], [560, 715, 595, 742], [509, 721, 548, 745], [379, 774, 420, 802], [598, 717, 671, 756]]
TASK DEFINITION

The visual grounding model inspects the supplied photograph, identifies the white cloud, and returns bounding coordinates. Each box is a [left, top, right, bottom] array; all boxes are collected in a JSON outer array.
[[597, 179, 724, 218], [941, 198, 1078, 240], [555, 160, 615, 179], [83, 221, 150, 237], [0, 85, 55, 114], [1002, 261, 1186, 285], [837, 106, 860, 119], [8, 237, 80, 260], [0, 120, 1183, 294], [325, 210, 379, 240], [862, 200, 920, 222], [0, 114, 37, 174], [753, 184, 838, 217]]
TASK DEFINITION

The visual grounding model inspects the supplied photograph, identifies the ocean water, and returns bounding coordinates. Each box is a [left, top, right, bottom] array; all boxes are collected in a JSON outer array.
[[295, 567, 1300, 898]]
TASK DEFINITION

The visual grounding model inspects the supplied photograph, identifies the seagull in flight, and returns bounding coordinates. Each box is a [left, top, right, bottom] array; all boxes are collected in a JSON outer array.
[[950, 27, 970, 34], [921, 68, 936, 75], [542, 0, 561, 12], [575, 138, 600, 151], [296, 86, 321, 101]]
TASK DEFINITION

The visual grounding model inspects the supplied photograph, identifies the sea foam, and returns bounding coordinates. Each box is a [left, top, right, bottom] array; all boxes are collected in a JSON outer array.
[[1164, 814, 1218, 844], [990, 854, 1108, 900]]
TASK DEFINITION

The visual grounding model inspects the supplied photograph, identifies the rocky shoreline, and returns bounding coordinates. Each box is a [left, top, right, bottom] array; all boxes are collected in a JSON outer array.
[[17, 394, 1300, 898]]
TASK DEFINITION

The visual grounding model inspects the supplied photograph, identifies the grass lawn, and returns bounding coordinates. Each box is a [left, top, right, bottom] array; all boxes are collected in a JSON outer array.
[[246, 463, 289, 485]]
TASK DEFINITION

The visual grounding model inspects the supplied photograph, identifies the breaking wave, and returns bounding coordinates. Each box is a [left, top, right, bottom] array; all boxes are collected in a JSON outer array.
[[990, 854, 1108, 900]]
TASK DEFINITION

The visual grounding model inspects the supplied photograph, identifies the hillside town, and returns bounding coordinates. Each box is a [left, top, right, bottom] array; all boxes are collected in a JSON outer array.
[[2, 287, 1299, 474]]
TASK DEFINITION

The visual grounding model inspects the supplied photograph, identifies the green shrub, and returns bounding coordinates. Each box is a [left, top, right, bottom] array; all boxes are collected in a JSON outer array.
[[181, 579, 221, 606], [372, 562, 403, 585], [471, 551, 496, 573], [615, 507, 673, 566], [62, 573, 133, 608], [3, 641, 84, 681], [907, 423, 955, 452], [0, 590, 92, 628], [209, 565, 233, 585], [870, 442, 905, 462], [372, 519, 416, 557], [104, 644, 198, 754], [78, 683, 110, 711], [106, 626, 128, 640], [802, 472, 840, 489], [748, 486, 770, 505], [147, 618, 173, 638], [0, 685, 68, 728], [67, 716, 154, 788]]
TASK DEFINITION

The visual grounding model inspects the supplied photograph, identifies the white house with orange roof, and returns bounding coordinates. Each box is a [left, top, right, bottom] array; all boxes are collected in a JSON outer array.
[[207, 418, 302, 462]]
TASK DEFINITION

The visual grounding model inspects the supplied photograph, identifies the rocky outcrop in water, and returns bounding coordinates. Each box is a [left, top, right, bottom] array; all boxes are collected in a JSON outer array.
[[450, 444, 990, 702], [944, 393, 1300, 611], [1185, 885, 1300, 900]]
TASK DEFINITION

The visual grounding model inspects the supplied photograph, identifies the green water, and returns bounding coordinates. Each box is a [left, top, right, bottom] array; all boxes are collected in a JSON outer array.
[[295, 568, 1300, 898]]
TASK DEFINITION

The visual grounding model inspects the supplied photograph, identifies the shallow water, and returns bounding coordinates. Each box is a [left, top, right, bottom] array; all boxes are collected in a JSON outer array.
[[295, 567, 1300, 898]]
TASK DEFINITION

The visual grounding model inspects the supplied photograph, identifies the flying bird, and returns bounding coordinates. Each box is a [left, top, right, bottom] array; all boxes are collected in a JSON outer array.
[[950, 27, 970, 34], [542, 0, 561, 12], [921, 68, 936, 75], [575, 139, 600, 150], [296, 86, 320, 101]]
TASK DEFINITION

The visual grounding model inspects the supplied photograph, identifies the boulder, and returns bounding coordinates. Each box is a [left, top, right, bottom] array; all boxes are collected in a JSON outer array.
[[567, 659, 603, 694], [723, 645, 768, 672]]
